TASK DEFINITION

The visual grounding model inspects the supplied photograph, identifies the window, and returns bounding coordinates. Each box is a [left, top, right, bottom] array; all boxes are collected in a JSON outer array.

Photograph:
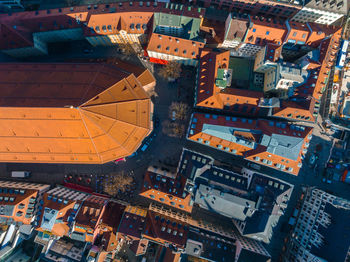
[[302, 33, 306, 38], [183, 50, 187, 54], [293, 32, 297, 37], [157, 45, 161, 49], [266, 31, 270, 35], [252, 28, 256, 32], [174, 48, 178, 53], [95, 26, 100, 32]]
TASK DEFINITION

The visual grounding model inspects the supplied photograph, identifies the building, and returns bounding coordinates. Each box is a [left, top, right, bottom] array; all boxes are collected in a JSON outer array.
[[0, 181, 49, 259], [146, 7, 205, 65], [197, 21, 341, 122], [0, 2, 204, 57], [140, 166, 193, 213], [291, 0, 348, 25], [34, 186, 90, 249], [261, 62, 308, 97], [177, 149, 293, 243], [70, 195, 109, 243], [93, 200, 126, 253], [220, 13, 249, 49], [187, 112, 313, 175], [184, 226, 271, 262], [172, 0, 300, 21], [194, 167, 293, 243], [195, 49, 263, 116], [238, 15, 287, 57], [142, 209, 189, 253], [116, 205, 148, 257], [43, 237, 86, 262], [0, 62, 154, 164], [149, 201, 271, 261], [284, 188, 350, 262]]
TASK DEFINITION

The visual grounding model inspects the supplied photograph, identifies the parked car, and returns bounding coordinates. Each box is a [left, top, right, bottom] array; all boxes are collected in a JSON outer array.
[[247, 162, 261, 171], [11, 171, 31, 178], [83, 49, 93, 54], [309, 153, 319, 167]]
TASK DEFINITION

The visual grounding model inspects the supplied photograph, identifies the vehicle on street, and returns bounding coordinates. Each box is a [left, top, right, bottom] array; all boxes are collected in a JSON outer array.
[[309, 153, 319, 167], [247, 162, 261, 170], [83, 49, 93, 54], [171, 111, 176, 121], [11, 171, 31, 178]]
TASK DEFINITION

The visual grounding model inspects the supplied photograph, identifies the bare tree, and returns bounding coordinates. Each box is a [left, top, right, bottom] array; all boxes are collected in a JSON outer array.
[[162, 120, 172, 136], [169, 102, 190, 121], [103, 171, 133, 197], [172, 122, 185, 138], [162, 120, 185, 138], [158, 61, 182, 80]]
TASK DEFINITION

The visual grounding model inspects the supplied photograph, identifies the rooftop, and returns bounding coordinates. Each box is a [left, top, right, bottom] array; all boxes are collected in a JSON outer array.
[[140, 169, 192, 213], [143, 210, 189, 250], [188, 112, 313, 175], [0, 62, 153, 164]]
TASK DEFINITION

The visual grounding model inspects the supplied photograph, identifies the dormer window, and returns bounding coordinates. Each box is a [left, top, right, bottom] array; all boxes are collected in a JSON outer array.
[[136, 23, 141, 30], [130, 23, 135, 30]]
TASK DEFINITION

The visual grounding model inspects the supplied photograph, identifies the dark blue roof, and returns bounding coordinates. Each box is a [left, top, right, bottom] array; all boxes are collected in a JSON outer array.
[[310, 202, 350, 262], [177, 149, 214, 180]]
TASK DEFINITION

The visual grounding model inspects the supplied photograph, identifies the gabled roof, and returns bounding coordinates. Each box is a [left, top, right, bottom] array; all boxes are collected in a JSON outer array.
[[147, 33, 204, 60], [140, 169, 192, 213], [224, 16, 249, 42], [188, 112, 313, 175], [143, 210, 189, 249]]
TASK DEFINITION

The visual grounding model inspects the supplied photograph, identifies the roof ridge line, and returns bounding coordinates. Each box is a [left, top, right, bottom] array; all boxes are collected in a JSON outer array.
[[80, 102, 150, 129], [77, 108, 102, 163], [79, 109, 130, 155], [79, 63, 106, 106]]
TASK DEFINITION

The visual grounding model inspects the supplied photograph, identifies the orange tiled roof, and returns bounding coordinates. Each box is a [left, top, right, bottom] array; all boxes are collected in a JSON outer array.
[[147, 33, 205, 60], [196, 49, 262, 115], [285, 22, 310, 44], [0, 63, 153, 164], [140, 171, 192, 213], [244, 16, 287, 46], [0, 2, 204, 50], [188, 112, 313, 175]]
